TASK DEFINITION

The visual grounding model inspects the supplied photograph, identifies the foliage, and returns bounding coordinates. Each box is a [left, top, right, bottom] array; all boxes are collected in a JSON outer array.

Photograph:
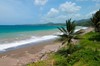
[[27, 9, 100, 66], [57, 19, 76, 45], [53, 32, 100, 66], [91, 9, 100, 32], [27, 29, 100, 66], [89, 32, 100, 41], [76, 19, 92, 27], [68, 48, 100, 66], [52, 54, 68, 66], [58, 19, 76, 54]]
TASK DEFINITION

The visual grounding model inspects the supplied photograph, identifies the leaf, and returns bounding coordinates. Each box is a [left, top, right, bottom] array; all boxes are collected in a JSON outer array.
[[57, 27, 64, 32]]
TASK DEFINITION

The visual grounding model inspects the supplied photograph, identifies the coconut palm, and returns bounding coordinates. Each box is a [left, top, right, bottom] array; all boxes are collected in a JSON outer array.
[[58, 19, 76, 45], [91, 9, 100, 32], [57, 19, 76, 54]]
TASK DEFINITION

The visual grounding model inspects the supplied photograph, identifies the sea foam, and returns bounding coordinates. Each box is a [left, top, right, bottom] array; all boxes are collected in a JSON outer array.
[[0, 27, 88, 52], [0, 35, 58, 51]]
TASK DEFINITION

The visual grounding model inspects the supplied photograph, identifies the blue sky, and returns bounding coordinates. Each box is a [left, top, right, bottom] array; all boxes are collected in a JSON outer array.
[[0, 0, 99, 25]]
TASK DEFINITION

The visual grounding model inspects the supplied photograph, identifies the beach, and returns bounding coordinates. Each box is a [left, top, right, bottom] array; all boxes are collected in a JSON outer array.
[[0, 1, 99, 65], [0, 26, 93, 66], [0, 40, 61, 66]]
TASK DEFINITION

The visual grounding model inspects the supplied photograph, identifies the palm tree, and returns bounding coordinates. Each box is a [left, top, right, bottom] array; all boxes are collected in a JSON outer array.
[[91, 9, 100, 32], [57, 19, 76, 54]]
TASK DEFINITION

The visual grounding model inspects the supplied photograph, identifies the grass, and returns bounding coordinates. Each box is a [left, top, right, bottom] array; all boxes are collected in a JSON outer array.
[[27, 31, 100, 66], [80, 32, 100, 50]]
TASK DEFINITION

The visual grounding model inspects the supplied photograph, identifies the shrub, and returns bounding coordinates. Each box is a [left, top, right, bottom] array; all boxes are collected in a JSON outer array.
[[66, 48, 100, 66], [52, 54, 68, 66]]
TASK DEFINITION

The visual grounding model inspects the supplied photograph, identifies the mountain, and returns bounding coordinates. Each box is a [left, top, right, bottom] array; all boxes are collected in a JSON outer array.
[[75, 19, 92, 26], [45, 19, 92, 26]]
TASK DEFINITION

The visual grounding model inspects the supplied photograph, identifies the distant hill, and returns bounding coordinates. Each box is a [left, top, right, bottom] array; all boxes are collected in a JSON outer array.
[[76, 19, 91, 23], [44, 22, 65, 26], [75, 19, 93, 26], [44, 19, 93, 27]]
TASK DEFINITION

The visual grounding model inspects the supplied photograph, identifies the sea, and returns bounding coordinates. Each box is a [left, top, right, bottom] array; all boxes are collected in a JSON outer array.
[[0, 25, 87, 52]]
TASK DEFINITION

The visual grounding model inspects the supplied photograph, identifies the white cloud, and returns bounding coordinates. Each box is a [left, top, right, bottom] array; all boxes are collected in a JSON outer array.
[[46, 1, 81, 17], [41, 1, 82, 23], [47, 8, 59, 17], [59, 1, 81, 13], [34, 0, 48, 6]]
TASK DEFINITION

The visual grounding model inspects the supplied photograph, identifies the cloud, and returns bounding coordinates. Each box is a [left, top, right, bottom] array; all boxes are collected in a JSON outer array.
[[34, 0, 48, 6], [46, 1, 81, 17], [41, 13, 82, 23], [42, 1, 81, 23], [59, 1, 81, 13], [47, 8, 59, 17]]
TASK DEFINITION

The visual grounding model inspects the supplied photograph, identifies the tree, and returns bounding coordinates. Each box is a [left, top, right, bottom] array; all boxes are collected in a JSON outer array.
[[91, 9, 100, 32], [58, 19, 76, 54]]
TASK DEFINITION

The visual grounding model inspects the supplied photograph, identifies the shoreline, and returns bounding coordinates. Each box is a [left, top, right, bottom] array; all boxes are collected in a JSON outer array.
[[0, 40, 61, 66], [0, 26, 87, 51], [0, 39, 57, 56], [0, 27, 93, 66], [0, 38, 58, 53]]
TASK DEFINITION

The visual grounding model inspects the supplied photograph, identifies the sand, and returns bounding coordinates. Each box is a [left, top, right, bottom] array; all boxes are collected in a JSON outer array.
[[0, 40, 61, 66], [0, 27, 94, 66]]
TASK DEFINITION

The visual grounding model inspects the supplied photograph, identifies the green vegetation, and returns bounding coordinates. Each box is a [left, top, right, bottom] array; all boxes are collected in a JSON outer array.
[[91, 9, 100, 32], [27, 32, 100, 66], [57, 19, 76, 45], [57, 19, 76, 54], [75, 19, 92, 27], [27, 10, 100, 66]]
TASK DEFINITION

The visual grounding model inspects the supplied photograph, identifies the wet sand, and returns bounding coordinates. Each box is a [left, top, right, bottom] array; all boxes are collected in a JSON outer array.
[[0, 40, 61, 66], [0, 27, 94, 66]]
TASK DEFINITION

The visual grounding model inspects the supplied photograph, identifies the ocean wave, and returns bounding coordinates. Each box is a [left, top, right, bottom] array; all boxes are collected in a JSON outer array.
[[0, 35, 58, 51], [0, 26, 88, 52]]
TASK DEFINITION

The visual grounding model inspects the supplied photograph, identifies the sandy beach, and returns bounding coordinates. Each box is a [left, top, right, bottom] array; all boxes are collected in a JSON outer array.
[[0, 27, 94, 66], [0, 40, 61, 66]]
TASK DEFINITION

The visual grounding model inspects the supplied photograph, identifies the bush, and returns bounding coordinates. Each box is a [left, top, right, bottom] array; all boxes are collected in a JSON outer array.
[[54, 55, 68, 66], [66, 48, 100, 66]]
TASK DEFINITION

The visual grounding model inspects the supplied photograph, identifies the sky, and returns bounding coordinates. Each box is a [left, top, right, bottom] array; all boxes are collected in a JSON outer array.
[[0, 0, 100, 25]]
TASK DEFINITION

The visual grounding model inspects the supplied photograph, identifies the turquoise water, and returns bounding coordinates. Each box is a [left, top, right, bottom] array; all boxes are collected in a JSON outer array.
[[0, 25, 59, 36], [0, 25, 59, 43], [0, 25, 87, 51], [0, 25, 86, 44], [0, 25, 58, 34]]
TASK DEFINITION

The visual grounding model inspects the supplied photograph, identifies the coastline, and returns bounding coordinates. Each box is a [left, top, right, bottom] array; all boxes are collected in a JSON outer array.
[[0, 27, 93, 66], [0, 26, 87, 51], [0, 39, 58, 56], [0, 40, 61, 66], [0, 29, 59, 52]]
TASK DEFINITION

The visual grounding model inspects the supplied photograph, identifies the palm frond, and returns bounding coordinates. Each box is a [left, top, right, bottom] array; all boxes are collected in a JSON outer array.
[[57, 27, 64, 32], [57, 19, 76, 45], [61, 27, 67, 34]]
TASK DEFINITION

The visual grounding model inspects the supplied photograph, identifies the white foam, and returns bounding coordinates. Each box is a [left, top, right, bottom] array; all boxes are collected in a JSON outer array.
[[0, 26, 88, 51], [0, 35, 58, 51], [75, 27, 88, 32]]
